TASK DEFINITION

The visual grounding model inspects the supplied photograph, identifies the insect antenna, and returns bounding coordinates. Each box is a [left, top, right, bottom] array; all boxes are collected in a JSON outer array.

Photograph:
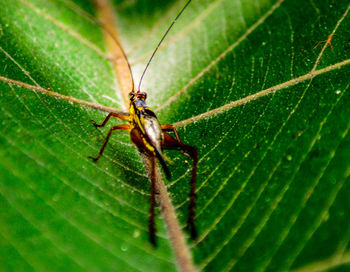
[[137, 0, 192, 92], [101, 23, 135, 93], [65, 1, 135, 92]]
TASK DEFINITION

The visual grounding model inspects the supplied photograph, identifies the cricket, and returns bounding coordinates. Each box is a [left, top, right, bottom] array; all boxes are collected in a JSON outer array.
[[88, 0, 197, 245]]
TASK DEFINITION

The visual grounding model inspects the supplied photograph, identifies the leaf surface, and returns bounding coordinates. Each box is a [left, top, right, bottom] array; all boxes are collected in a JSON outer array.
[[1, 0, 350, 271]]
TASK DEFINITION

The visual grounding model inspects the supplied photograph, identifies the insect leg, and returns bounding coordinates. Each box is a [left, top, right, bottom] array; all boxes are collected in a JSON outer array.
[[161, 124, 181, 142], [162, 131, 198, 239], [89, 124, 130, 162], [313, 40, 324, 49], [313, 33, 336, 51], [91, 112, 130, 128], [130, 128, 158, 244], [162, 124, 192, 157], [149, 155, 157, 246]]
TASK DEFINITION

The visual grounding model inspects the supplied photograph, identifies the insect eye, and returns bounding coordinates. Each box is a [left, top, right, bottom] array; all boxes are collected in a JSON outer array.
[[128, 92, 135, 101], [136, 92, 147, 100], [139, 92, 147, 100]]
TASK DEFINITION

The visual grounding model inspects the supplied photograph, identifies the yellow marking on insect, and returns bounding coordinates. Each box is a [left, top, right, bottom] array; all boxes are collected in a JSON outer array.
[[136, 115, 146, 134], [142, 135, 155, 152]]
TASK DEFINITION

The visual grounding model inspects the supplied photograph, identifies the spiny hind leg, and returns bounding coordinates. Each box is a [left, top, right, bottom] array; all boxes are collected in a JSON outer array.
[[162, 124, 192, 157], [162, 131, 198, 239], [89, 124, 130, 162], [130, 128, 158, 245], [161, 124, 181, 142], [149, 156, 157, 246]]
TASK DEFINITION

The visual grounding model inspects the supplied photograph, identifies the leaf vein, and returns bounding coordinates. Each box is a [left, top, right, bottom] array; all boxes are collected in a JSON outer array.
[[156, 0, 285, 112]]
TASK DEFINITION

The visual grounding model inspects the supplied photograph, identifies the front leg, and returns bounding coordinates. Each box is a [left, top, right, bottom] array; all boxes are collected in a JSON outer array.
[[89, 124, 130, 162], [91, 112, 130, 128]]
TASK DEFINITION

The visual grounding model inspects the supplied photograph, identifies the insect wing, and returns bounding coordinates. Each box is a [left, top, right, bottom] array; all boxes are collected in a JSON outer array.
[[141, 111, 163, 152]]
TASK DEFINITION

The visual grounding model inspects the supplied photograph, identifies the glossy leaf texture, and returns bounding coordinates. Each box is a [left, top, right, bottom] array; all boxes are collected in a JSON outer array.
[[1, 0, 350, 272]]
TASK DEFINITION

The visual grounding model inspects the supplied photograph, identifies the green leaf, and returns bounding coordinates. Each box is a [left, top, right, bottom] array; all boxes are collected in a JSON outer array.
[[1, 0, 350, 271]]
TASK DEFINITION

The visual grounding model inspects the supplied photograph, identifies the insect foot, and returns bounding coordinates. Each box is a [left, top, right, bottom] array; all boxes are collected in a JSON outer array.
[[87, 155, 99, 162], [90, 119, 99, 127]]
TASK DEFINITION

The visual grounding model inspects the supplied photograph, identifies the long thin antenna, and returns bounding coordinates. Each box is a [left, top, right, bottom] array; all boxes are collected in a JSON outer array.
[[64, 0, 135, 92], [100, 22, 135, 92], [137, 0, 192, 92]]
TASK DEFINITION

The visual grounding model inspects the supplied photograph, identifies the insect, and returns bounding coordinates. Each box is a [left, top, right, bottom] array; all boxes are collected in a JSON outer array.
[[88, 0, 197, 245], [313, 33, 336, 51]]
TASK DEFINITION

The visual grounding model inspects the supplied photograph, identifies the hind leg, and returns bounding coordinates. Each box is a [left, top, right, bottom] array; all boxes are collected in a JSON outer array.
[[162, 130, 198, 239]]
